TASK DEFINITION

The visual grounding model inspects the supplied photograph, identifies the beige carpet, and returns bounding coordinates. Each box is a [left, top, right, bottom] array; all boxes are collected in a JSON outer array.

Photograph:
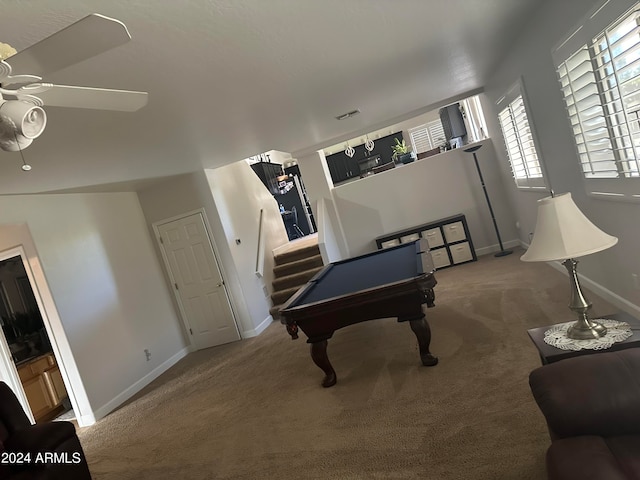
[[78, 248, 616, 479]]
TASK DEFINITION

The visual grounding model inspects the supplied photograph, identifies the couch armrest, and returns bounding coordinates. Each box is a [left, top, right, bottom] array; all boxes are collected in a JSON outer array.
[[0, 383, 31, 435], [3, 422, 91, 480], [4, 422, 77, 454], [529, 348, 640, 439]]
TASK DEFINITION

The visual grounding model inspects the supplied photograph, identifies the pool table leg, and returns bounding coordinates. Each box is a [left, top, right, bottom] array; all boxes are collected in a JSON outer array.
[[310, 340, 337, 388], [409, 317, 438, 367]]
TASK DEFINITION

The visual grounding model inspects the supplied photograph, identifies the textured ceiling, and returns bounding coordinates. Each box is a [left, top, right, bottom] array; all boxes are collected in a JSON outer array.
[[0, 0, 543, 194]]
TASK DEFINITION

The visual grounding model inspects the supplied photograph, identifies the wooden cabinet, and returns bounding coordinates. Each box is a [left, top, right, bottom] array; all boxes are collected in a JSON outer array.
[[17, 353, 68, 422], [43, 366, 67, 405], [326, 152, 360, 183], [375, 214, 477, 269], [21, 374, 54, 421]]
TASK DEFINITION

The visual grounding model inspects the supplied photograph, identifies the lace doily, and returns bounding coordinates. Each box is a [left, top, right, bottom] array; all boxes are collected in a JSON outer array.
[[544, 319, 633, 351]]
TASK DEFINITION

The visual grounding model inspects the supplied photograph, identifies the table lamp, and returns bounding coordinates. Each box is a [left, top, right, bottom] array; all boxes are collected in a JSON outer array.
[[521, 192, 618, 340]]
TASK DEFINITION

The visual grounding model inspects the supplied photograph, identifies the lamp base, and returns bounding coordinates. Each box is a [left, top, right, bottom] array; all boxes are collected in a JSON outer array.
[[566, 319, 607, 340], [562, 258, 608, 340], [494, 250, 513, 257]]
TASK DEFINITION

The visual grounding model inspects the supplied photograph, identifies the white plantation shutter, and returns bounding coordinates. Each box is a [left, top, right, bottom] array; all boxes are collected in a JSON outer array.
[[409, 120, 446, 153], [427, 120, 445, 147], [408, 125, 432, 153], [554, 1, 640, 199], [497, 84, 544, 189]]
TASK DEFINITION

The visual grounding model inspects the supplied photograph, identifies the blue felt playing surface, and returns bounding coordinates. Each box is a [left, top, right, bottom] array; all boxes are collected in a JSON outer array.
[[296, 242, 420, 305]]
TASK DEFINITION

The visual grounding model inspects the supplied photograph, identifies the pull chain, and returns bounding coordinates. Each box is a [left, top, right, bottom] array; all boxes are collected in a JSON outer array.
[[13, 130, 31, 171]]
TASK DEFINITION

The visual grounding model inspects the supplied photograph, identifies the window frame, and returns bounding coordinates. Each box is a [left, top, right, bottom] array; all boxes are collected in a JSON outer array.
[[553, 0, 640, 202], [496, 80, 546, 190]]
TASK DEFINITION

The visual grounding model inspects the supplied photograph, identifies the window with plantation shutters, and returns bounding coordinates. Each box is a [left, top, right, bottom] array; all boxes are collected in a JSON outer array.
[[554, 1, 640, 200], [409, 120, 446, 153], [496, 83, 544, 189], [427, 120, 446, 147], [408, 125, 432, 153]]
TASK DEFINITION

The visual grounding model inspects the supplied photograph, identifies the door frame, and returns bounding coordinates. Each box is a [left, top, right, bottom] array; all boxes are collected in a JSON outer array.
[[152, 208, 240, 348], [0, 246, 72, 423]]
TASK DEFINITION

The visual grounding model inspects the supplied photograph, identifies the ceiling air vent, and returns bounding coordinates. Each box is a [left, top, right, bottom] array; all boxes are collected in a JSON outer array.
[[335, 109, 360, 120]]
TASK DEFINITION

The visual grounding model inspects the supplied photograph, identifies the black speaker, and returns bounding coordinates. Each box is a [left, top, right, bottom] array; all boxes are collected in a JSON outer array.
[[439, 103, 467, 141]]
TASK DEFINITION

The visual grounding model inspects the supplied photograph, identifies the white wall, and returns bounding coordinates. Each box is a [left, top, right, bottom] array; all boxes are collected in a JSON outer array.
[[138, 170, 278, 339], [484, 0, 640, 313], [0, 193, 187, 424], [330, 138, 518, 256], [297, 150, 350, 260], [205, 162, 289, 334], [138, 165, 289, 339], [315, 197, 343, 264]]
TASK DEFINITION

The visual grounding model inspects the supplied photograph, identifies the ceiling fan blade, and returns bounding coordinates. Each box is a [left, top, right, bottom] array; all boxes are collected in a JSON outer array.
[[19, 83, 148, 111], [4, 14, 132, 77]]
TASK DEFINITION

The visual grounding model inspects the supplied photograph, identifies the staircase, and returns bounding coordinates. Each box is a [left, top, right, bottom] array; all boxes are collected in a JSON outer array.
[[269, 241, 323, 321]]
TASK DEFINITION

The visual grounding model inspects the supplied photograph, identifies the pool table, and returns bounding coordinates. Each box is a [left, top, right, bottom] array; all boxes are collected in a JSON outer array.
[[280, 239, 438, 387]]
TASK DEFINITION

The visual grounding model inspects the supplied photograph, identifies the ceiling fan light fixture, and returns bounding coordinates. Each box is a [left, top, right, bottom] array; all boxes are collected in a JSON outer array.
[[0, 100, 47, 139], [0, 14, 148, 152]]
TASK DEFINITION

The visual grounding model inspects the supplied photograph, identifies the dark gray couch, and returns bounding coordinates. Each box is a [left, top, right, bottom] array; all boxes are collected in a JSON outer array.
[[0, 382, 91, 480], [529, 347, 640, 480]]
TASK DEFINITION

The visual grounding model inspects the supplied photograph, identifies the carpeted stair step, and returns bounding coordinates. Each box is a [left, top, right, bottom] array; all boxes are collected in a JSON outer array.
[[273, 254, 323, 278], [271, 285, 305, 306], [272, 266, 324, 291], [274, 244, 321, 266]]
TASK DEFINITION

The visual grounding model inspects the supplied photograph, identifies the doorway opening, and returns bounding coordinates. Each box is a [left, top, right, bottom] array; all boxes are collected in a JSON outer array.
[[248, 154, 316, 241], [0, 255, 74, 423]]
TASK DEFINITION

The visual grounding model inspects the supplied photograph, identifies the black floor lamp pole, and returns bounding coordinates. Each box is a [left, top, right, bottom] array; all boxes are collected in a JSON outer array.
[[464, 145, 513, 257]]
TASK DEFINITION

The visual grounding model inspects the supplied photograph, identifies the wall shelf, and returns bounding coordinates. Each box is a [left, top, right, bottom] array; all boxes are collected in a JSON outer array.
[[375, 214, 477, 269]]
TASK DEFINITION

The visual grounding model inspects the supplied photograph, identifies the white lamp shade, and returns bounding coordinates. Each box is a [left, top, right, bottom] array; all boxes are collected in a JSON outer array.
[[521, 192, 618, 262]]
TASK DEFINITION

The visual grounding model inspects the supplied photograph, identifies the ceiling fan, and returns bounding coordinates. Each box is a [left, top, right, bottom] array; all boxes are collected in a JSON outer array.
[[0, 13, 148, 152]]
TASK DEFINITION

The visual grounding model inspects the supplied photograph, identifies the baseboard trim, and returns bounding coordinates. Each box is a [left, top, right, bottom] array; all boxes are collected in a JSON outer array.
[[90, 346, 191, 423], [475, 239, 521, 257], [242, 314, 273, 338], [76, 412, 96, 427]]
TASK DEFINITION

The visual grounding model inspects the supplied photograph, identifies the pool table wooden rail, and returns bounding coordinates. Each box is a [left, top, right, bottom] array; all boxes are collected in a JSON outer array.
[[282, 272, 436, 342]]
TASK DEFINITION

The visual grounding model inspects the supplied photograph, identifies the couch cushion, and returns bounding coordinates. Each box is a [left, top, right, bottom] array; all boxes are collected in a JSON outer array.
[[530, 349, 640, 439], [547, 435, 634, 480], [605, 435, 640, 478]]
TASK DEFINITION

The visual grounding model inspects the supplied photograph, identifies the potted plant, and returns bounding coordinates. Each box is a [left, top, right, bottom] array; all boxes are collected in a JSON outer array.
[[391, 138, 414, 164]]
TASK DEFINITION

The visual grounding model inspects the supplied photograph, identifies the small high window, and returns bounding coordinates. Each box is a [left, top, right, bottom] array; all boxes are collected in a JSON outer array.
[[496, 82, 545, 189]]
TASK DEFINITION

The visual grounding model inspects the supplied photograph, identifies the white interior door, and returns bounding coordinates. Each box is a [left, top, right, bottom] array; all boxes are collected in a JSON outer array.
[[157, 213, 240, 350]]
